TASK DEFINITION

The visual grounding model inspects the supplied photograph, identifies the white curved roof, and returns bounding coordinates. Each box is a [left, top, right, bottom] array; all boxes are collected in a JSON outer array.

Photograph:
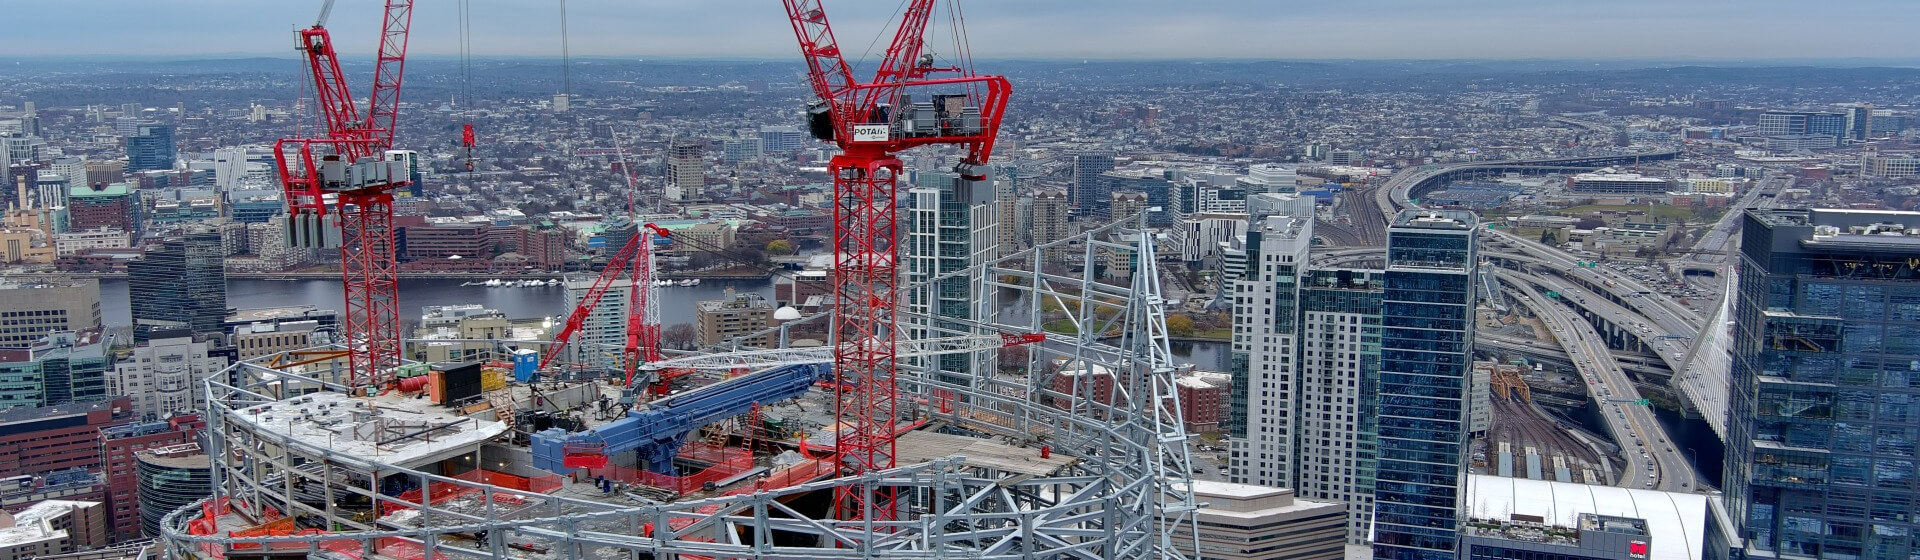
[[1467, 474, 1708, 560]]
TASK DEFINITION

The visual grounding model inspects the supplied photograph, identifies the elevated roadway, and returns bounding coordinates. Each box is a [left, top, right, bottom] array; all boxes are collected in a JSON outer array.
[[1378, 150, 1682, 216], [1477, 172, 1785, 442], [1502, 275, 1699, 492]]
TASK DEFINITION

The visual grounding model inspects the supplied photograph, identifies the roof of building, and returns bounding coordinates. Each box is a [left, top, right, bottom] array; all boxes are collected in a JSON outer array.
[[1570, 172, 1668, 183], [0, 499, 97, 547], [135, 449, 210, 470], [226, 305, 330, 323], [894, 431, 1076, 476], [0, 398, 119, 426], [1174, 370, 1230, 389], [0, 277, 97, 291], [1187, 480, 1343, 519], [230, 391, 507, 469], [1393, 209, 1478, 229], [1465, 474, 1707, 560], [66, 183, 132, 198]]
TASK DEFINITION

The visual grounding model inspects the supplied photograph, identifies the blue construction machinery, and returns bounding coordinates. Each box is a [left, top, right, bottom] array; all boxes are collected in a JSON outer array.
[[530, 363, 832, 474]]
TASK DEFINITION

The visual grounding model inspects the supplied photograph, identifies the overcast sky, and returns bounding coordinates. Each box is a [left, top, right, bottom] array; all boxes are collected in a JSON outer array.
[[3, 0, 1915, 60]]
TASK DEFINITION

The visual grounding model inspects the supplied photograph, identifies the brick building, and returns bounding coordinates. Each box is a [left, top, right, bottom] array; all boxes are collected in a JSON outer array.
[[63, 184, 136, 234], [98, 415, 200, 541], [0, 398, 134, 514]]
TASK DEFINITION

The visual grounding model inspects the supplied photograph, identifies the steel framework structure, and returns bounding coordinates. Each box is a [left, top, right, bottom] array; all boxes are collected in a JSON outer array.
[[274, 0, 415, 388], [160, 219, 1198, 560], [781, 0, 1012, 522]]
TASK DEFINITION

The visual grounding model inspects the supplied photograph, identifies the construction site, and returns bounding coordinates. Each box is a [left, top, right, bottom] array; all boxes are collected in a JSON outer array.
[[156, 1, 1201, 559]]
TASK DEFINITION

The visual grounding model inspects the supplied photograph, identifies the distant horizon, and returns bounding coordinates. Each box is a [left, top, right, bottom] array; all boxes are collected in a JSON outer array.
[[5, 54, 1919, 68], [1, 1, 1915, 61]]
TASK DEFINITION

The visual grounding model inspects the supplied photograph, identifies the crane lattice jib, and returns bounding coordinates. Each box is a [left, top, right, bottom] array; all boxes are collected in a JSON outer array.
[[364, 0, 413, 153], [781, 0, 859, 109], [297, 27, 361, 148], [864, 0, 936, 106], [780, 0, 1012, 525], [539, 231, 647, 373], [625, 224, 670, 387]]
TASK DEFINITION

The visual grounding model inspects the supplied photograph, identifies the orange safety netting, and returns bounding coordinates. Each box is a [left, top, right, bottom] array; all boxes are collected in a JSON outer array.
[[580, 443, 756, 495], [379, 469, 558, 515], [451, 468, 564, 494]]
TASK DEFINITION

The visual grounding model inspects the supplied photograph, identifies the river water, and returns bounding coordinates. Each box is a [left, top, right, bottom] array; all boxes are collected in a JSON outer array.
[[99, 277, 776, 329], [96, 277, 1235, 370]]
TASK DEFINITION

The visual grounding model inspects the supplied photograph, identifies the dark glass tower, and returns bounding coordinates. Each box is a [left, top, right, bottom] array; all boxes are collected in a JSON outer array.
[[1373, 209, 1478, 560], [129, 229, 227, 343], [1070, 151, 1115, 217], [127, 124, 175, 172], [1727, 208, 1920, 560]]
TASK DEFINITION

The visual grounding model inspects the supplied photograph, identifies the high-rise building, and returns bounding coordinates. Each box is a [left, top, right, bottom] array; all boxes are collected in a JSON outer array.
[[1097, 169, 1173, 226], [563, 276, 631, 372], [722, 137, 762, 164], [1, 132, 47, 169], [1071, 151, 1115, 214], [1846, 103, 1874, 141], [667, 141, 704, 202], [0, 330, 112, 411], [84, 161, 123, 188], [128, 229, 227, 344], [1226, 215, 1313, 478], [1110, 191, 1149, 223], [1726, 208, 1920, 560], [1372, 209, 1479, 560], [757, 126, 806, 154], [65, 183, 136, 234], [126, 124, 174, 172], [905, 173, 999, 385], [995, 165, 1020, 257], [110, 334, 226, 420], [1031, 189, 1071, 262], [136, 444, 211, 539], [1296, 268, 1384, 542], [1222, 210, 1385, 546], [0, 279, 101, 348], [47, 157, 86, 192], [100, 415, 201, 541]]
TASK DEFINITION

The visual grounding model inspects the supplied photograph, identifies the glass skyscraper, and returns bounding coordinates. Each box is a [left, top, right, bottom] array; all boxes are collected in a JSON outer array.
[[1727, 208, 1920, 560], [905, 172, 999, 386], [127, 123, 176, 172], [1071, 151, 1115, 216], [1373, 209, 1479, 560], [129, 229, 227, 343]]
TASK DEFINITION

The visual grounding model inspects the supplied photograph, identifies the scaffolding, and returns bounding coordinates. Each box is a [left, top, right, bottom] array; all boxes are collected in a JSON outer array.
[[158, 217, 1198, 560]]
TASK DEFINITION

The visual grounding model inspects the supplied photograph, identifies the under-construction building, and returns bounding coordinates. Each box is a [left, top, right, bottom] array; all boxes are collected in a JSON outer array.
[[155, 220, 1203, 560]]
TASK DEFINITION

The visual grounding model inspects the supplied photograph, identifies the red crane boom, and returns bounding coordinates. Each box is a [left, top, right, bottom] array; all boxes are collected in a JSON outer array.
[[274, 0, 414, 388], [780, 0, 1010, 523], [537, 224, 672, 391]]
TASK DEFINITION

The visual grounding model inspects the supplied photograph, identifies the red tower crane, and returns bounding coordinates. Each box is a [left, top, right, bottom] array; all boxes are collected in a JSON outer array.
[[274, 0, 415, 388], [780, 0, 1010, 521], [537, 224, 675, 393]]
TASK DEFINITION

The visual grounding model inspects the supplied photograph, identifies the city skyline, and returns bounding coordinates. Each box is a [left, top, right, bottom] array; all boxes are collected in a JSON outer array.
[[1, 0, 1917, 60]]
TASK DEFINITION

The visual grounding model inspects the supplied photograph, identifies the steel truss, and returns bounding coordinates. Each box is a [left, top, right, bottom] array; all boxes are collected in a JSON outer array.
[[160, 217, 1197, 560]]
